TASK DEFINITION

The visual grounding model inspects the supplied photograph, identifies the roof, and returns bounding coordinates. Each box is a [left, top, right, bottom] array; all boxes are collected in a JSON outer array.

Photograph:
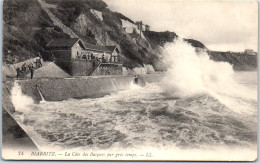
[[46, 38, 80, 48], [83, 42, 110, 53], [46, 38, 118, 53], [104, 46, 117, 52]]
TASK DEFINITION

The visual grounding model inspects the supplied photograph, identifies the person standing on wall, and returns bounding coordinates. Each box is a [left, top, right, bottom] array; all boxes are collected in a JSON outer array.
[[29, 64, 34, 79], [22, 63, 27, 72], [37, 52, 43, 67], [16, 67, 21, 78]]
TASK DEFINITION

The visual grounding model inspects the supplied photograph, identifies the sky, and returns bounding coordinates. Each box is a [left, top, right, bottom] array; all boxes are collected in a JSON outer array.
[[103, 0, 258, 52]]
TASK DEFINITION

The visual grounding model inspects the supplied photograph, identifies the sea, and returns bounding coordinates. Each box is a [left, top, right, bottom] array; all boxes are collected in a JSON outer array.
[[10, 40, 258, 160]]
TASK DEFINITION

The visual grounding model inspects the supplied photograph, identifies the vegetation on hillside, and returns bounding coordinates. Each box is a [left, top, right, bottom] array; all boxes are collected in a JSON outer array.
[[3, 0, 257, 71], [209, 51, 257, 71], [143, 31, 178, 48], [3, 0, 69, 64], [184, 39, 207, 49]]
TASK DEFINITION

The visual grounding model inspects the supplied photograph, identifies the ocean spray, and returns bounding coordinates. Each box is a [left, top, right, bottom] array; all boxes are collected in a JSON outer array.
[[161, 38, 257, 113], [11, 81, 34, 112]]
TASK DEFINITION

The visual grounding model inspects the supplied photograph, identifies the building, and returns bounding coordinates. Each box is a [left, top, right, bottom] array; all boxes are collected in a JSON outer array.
[[46, 38, 122, 76], [104, 46, 120, 63], [121, 19, 138, 34], [136, 21, 143, 31], [244, 49, 256, 55], [46, 38, 85, 60], [136, 21, 150, 31], [145, 25, 150, 31], [82, 42, 113, 63]]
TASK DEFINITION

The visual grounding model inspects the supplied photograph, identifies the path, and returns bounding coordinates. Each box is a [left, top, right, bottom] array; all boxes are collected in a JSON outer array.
[[37, 0, 79, 38]]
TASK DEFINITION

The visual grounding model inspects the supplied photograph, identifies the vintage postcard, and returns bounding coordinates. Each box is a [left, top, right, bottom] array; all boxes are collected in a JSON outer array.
[[2, 0, 258, 161]]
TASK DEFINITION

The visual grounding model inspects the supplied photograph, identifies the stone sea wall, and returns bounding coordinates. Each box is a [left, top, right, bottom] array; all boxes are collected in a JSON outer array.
[[3, 74, 164, 113]]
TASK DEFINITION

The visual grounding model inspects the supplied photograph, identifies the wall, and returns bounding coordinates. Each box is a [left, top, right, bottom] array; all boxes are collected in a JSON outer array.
[[52, 50, 71, 58], [71, 42, 84, 59], [4, 76, 133, 103], [55, 59, 71, 74], [70, 59, 96, 76], [55, 59, 98, 76], [3, 74, 163, 104], [122, 64, 155, 76], [133, 67, 147, 75], [122, 67, 135, 76], [93, 64, 123, 76]]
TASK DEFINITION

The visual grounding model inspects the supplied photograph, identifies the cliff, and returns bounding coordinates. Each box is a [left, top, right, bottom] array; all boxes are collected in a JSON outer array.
[[209, 51, 257, 71], [3, 0, 257, 71]]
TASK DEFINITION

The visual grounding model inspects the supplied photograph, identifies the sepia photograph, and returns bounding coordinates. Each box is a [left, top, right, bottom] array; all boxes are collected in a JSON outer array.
[[2, 0, 258, 161]]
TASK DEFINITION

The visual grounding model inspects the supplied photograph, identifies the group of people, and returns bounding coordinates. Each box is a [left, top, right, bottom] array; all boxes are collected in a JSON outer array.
[[16, 63, 34, 79], [87, 54, 108, 63], [15, 56, 43, 79]]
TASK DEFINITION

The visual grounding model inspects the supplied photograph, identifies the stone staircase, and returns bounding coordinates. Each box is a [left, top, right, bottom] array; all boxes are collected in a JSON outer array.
[[88, 62, 102, 76], [37, 0, 79, 38]]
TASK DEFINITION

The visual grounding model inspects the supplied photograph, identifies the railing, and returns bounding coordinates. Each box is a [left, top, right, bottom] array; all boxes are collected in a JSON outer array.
[[88, 62, 102, 76], [100, 63, 122, 68]]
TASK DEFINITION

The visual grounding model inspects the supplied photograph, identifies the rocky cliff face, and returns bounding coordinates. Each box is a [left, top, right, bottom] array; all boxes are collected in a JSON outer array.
[[209, 51, 257, 71], [73, 14, 116, 46], [3, 0, 257, 71]]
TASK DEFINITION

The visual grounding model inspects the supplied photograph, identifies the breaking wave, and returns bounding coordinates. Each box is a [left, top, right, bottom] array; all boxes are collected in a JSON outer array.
[[161, 39, 257, 114], [11, 81, 34, 113]]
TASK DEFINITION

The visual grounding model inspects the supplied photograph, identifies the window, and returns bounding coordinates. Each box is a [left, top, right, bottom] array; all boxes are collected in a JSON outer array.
[[76, 51, 80, 58]]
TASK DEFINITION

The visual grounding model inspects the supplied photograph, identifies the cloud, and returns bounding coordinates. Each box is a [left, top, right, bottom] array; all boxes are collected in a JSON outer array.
[[104, 0, 258, 52]]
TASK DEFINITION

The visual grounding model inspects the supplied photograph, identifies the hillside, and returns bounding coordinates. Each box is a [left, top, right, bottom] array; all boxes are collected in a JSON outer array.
[[209, 51, 257, 71], [3, 0, 69, 64], [3, 0, 257, 71], [143, 31, 178, 48], [40, 0, 160, 68]]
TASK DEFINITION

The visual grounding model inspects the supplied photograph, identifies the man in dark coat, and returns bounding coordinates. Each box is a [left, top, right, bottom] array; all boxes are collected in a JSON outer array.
[[21, 63, 27, 72], [16, 67, 21, 78], [30, 65, 34, 79]]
